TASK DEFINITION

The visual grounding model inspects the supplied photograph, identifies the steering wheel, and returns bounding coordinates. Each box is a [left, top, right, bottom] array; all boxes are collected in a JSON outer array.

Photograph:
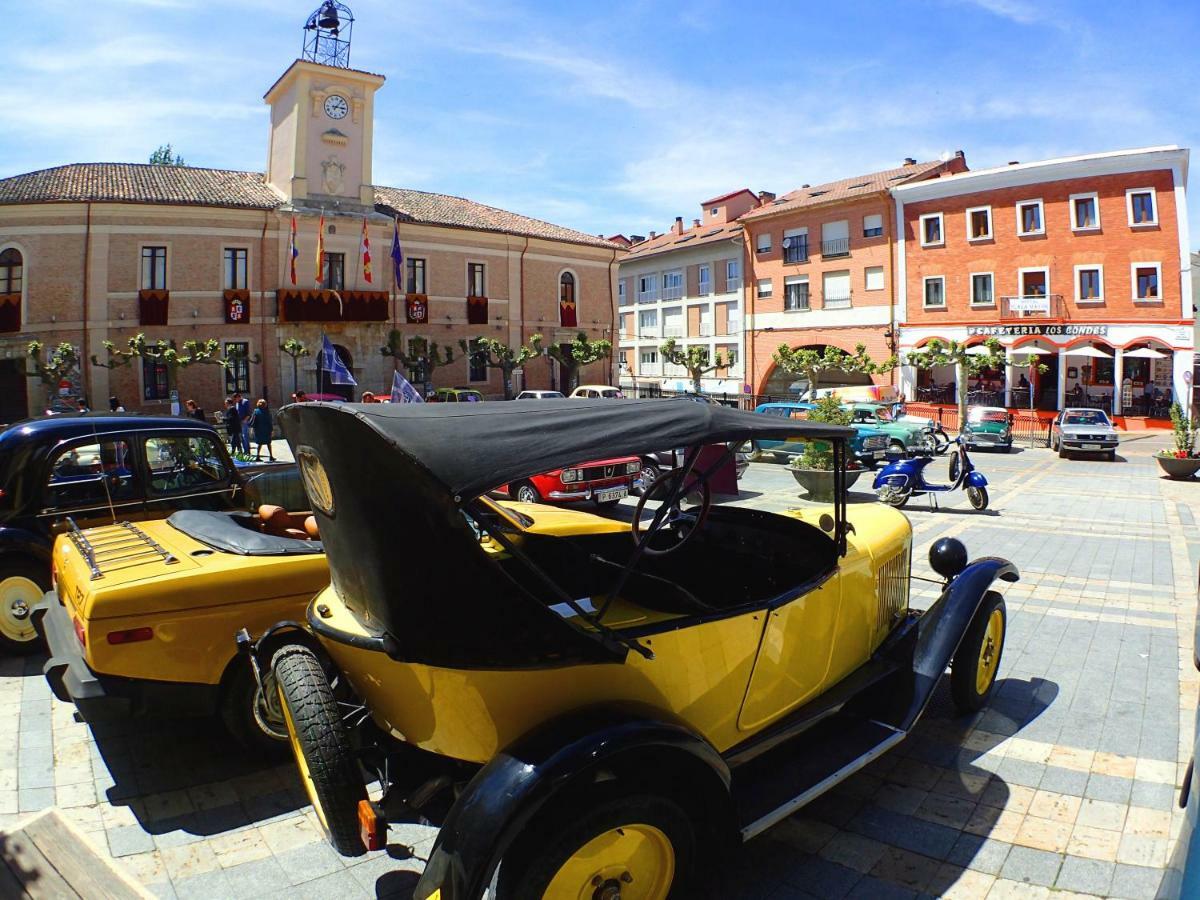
[[631, 470, 712, 556]]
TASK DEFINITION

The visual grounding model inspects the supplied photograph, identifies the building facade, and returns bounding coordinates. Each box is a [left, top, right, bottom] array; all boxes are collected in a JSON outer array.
[[0, 33, 620, 423], [894, 146, 1192, 415], [740, 155, 968, 397], [616, 190, 759, 394]]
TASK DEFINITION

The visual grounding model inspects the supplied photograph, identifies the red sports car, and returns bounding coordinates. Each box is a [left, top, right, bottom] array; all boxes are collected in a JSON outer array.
[[498, 456, 641, 508]]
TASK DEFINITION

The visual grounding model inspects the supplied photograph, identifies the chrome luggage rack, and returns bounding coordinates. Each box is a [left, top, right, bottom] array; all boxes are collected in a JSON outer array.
[[65, 518, 178, 580]]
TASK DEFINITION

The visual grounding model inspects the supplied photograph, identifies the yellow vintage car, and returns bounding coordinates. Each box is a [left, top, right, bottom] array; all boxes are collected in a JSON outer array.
[[246, 399, 1016, 898], [34, 505, 328, 752]]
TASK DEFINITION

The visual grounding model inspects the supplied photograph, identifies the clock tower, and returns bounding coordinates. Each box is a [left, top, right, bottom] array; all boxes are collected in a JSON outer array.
[[264, 2, 384, 206]]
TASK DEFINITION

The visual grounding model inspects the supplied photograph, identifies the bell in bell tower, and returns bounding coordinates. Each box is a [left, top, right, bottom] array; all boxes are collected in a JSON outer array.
[[302, 1, 354, 68], [264, 2, 383, 206]]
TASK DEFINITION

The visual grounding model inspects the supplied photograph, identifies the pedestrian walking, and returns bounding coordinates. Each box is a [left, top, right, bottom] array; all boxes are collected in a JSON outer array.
[[109, 396, 125, 412], [184, 399, 206, 421], [250, 399, 275, 461], [223, 398, 244, 454], [233, 392, 252, 452]]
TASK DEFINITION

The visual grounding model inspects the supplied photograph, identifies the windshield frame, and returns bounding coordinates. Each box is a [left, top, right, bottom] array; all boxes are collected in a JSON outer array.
[[1063, 410, 1110, 426]]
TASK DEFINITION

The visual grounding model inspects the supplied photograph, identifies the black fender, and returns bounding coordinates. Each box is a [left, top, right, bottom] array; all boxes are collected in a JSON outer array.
[[902, 556, 1018, 730], [412, 711, 732, 900], [0, 527, 53, 568]]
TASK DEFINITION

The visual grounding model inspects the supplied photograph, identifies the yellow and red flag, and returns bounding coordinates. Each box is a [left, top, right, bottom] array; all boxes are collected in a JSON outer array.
[[314, 214, 326, 288], [361, 218, 373, 284]]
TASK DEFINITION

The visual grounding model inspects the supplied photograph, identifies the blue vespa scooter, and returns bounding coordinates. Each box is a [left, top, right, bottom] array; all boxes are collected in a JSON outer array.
[[873, 431, 989, 510]]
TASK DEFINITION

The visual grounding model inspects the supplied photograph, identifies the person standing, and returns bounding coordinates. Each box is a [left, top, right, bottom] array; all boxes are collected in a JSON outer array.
[[184, 399, 206, 421], [249, 399, 275, 461], [109, 396, 125, 412], [223, 398, 244, 454], [233, 392, 251, 453]]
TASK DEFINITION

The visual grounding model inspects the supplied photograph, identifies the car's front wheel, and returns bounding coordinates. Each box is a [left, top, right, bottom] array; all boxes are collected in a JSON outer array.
[[638, 460, 661, 496], [499, 792, 695, 900], [951, 591, 1006, 714], [273, 644, 367, 856], [0, 559, 48, 655], [513, 482, 541, 504]]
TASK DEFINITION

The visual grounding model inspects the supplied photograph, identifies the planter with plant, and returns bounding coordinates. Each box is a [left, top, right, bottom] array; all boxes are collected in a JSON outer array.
[[1156, 403, 1200, 479], [787, 395, 863, 500]]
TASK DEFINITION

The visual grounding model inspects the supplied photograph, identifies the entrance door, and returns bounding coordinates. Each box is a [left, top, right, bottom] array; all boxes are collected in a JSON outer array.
[[1038, 353, 1059, 410], [0, 359, 27, 425]]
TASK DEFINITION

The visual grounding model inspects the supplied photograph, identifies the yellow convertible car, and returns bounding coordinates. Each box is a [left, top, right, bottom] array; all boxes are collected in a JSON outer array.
[[244, 399, 1016, 898]]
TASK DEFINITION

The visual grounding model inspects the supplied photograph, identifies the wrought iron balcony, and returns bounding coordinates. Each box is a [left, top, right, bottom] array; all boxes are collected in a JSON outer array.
[[820, 238, 850, 258], [823, 292, 852, 309]]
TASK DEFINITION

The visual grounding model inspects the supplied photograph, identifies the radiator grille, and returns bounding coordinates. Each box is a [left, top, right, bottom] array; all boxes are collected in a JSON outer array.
[[876, 546, 911, 630]]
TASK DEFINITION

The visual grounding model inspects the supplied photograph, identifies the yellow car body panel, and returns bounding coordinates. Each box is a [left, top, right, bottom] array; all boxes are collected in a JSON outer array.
[[54, 520, 329, 687]]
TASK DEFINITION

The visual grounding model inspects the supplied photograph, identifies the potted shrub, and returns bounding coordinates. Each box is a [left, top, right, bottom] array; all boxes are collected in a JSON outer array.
[[788, 395, 863, 500], [1156, 403, 1200, 479]]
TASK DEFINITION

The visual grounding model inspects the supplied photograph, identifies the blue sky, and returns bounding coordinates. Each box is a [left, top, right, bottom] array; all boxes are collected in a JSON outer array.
[[4, 0, 1199, 245]]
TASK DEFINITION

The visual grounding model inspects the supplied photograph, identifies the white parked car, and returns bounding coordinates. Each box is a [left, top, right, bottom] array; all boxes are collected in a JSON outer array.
[[514, 390, 566, 400], [568, 385, 625, 399], [1051, 408, 1119, 460]]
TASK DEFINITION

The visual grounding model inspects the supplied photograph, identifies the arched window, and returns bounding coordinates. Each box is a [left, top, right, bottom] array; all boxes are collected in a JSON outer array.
[[0, 248, 22, 333], [559, 271, 577, 327]]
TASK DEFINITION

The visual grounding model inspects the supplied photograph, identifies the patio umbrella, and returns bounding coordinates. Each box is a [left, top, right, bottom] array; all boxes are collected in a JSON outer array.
[[1067, 345, 1113, 358], [1008, 346, 1050, 358], [964, 345, 994, 355], [1122, 347, 1167, 359]]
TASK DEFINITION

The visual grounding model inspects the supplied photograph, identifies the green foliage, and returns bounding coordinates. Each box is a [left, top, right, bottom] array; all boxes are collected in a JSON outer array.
[[659, 339, 729, 393], [459, 335, 543, 399], [279, 338, 310, 361], [535, 331, 612, 392], [1168, 402, 1196, 456], [790, 395, 853, 471], [26, 340, 81, 387], [771, 343, 896, 396], [148, 144, 186, 166], [92, 333, 259, 394]]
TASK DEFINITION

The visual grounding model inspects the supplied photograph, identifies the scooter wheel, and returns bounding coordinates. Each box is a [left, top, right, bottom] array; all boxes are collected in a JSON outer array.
[[967, 486, 988, 510], [878, 486, 911, 508]]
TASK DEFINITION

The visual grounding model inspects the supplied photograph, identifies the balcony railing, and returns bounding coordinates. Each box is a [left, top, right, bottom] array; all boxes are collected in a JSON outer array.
[[637, 292, 658, 304], [725, 278, 742, 293], [820, 238, 850, 259], [639, 327, 660, 338], [661, 285, 683, 301], [726, 317, 742, 333], [1000, 293, 1063, 320], [697, 281, 712, 297], [783, 240, 809, 264], [823, 292, 852, 309], [663, 325, 684, 338], [639, 362, 662, 376], [698, 323, 714, 337]]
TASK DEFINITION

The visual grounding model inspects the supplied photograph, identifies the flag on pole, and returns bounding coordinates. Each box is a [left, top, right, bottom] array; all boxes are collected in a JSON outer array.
[[288, 216, 299, 285], [361, 218, 373, 284], [314, 214, 326, 288], [390, 218, 404, 292], [319, 333, 357, 386], [390, 369, 424, 404]]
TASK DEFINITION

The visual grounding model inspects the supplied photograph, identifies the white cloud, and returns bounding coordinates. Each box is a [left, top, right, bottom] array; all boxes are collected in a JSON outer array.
[[958, 0, 1045, 24]]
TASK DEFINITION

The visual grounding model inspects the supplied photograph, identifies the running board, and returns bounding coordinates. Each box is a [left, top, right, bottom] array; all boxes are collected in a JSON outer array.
[[734, 716, 906, 841]]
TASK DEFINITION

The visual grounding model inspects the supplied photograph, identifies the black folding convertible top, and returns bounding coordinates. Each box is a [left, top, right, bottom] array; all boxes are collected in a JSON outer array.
[[282, 398, 852, 503]]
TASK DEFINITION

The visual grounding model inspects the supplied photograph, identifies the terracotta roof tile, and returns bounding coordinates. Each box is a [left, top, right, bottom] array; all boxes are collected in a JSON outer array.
[[0, 163, 620, 249], [699, 187, 755, 206], [739, 159, 949, 220], [623, 222, 743, 259]]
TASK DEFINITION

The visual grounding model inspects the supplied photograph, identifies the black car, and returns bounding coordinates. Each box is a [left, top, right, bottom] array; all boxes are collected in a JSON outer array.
[[0, 413, 293, 654]]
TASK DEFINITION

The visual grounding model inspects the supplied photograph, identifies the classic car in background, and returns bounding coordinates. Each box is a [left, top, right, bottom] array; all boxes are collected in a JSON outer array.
[[430, 388, 484, 403], [962, 406, 1014, 453], [0, 414, 294, 654], [568, 385, 625, 399], [847, 403, 934, 455], [514, 390, 566, 400], [244, 399, 1016, 898], [753, 401, 891, 468], [496, 456, 641, 507], [1051, 408, 1120, 460]]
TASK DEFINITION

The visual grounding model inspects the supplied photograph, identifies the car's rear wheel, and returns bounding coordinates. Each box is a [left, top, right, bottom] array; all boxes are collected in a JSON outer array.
[[513, 482, 541, 504], [220, 664, 288, 757], [951, 592, 1006, 714], [499, 793, 694, 900], [966, 486, 988, 510], [272, 644, 367, 856], [0, 560, 47, 655]]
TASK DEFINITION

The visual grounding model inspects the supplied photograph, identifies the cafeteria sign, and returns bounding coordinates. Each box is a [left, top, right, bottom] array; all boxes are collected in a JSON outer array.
[[967, 324, 1109, 337]]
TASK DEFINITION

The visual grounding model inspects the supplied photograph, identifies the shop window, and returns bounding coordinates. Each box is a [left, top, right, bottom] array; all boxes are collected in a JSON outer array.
[[919, 213, 944, 247], [1132, 263, 1161, 301], [1017, 199, 1044, 236], [1070, 193, 1100, 231], [1127, 189, 1157, 226], [966, 207, 992, 240], [559, 271, 578, 327]]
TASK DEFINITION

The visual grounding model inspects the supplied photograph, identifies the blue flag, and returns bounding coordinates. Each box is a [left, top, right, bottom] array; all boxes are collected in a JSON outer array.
[[390, 369, 424, 404], [390, 218, 403, 291], [319, 333, 357, 386]]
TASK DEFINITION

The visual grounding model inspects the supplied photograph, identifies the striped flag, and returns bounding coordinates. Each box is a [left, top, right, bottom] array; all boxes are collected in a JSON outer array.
[[319, 333, 357, 386], [390, 218, 403, 292], [390, 369, 423, 403], [314, 214, 326, 288], [361, 218, 373, 284], [288, 216, 298, 285]]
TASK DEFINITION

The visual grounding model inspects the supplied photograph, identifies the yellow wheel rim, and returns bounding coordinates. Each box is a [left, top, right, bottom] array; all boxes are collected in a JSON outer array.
[[545, 823, 674, 900], [0, 575, 40, 644], [278, 684, 329, 831], [976, 608, 1004, 695]]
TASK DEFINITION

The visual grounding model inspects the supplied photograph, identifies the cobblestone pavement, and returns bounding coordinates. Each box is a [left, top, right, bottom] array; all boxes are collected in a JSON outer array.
[[2, 433, 1195, 898]]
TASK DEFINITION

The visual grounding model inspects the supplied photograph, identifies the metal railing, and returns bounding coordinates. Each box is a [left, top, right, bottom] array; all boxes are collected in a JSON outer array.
[[823, 292, 852, 309], [637, 292, 658, 304], [820, 238, 850, 258], [661, 284, 683, 300], [663, 325, 684, 338], [699, 323, 714, 337], [783, 241, 809, 263], [725, 278, 743, 293], [697, 281, 712, 296]]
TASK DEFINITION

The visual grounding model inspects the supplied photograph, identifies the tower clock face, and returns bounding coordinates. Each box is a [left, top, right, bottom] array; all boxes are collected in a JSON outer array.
[[323, 94, 349, 119]]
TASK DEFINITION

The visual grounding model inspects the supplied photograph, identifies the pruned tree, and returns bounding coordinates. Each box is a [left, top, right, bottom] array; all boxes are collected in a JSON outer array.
[[903, 338, 1007, 423], [659, 339, 729, 394], [26, 340, 81, 390], [149, 144, 186, 166], [381, 331, 453, 392], [537, 331, 612, 393], [459, 335, 543, 400], [771, 343, 896, 399], [92, 334, 260, 399], [280, 338, 310, 396]]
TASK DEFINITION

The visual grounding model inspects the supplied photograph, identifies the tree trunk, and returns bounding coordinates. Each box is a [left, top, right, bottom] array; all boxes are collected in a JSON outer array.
[[501, 365, 514, 400], [291, 357, 299, 396], [691, 370, 702, 394], [956, 358, 968, 426]]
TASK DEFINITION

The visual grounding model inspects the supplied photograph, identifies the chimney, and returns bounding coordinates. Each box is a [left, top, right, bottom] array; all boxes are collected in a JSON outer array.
[[672, 216, 683, 235], [757, 190, 776, 205], [801, 184, 810, 189], [630, 234, 646, 244], [649, 231, 657, 240], [954, 149, 965, 159], [692, 218, 701, 228], [1008, 160, 1020, 166], [902, 157, 916, 166]]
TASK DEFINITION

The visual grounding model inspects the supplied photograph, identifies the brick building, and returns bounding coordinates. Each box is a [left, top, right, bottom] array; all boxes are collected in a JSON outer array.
[[739, 155, 968, 396], [894, 146, 1192, 415], [0, 35, 620, 423], [616, 190, 760, 394]]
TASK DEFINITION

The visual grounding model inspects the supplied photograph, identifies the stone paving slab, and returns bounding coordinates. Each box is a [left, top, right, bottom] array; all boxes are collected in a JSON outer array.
[[1, 434, 1195, 898]]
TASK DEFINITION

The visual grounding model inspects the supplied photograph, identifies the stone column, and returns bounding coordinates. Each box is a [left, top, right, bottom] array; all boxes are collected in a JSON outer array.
[[1004, 347, 1015, 408], [1112, 349, 1124, 416], [1057, 348, 1068, 410]]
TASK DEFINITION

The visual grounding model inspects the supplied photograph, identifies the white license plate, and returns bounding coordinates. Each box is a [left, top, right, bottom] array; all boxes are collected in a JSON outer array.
[[1082, 443, 1101, 450], [873, 450, 886, 459], [596, 488, 628, 503]]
